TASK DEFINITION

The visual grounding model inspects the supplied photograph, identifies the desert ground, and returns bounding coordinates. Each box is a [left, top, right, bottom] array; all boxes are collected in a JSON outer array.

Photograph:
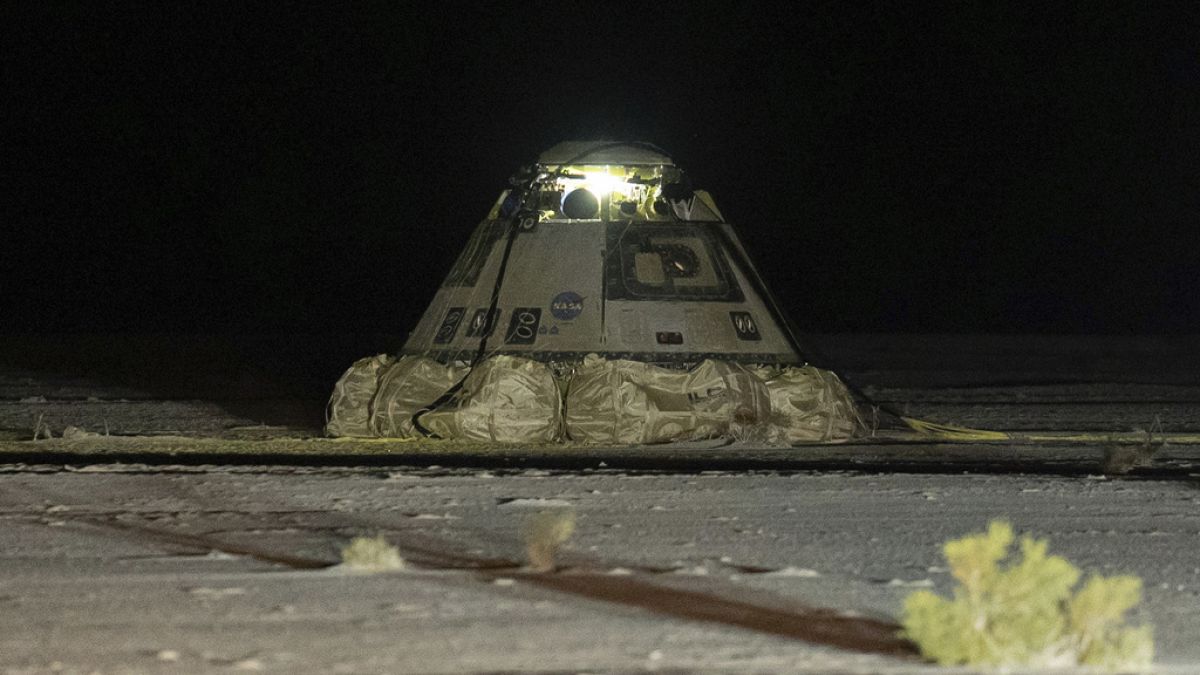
[[0, 334, 1196, 673]]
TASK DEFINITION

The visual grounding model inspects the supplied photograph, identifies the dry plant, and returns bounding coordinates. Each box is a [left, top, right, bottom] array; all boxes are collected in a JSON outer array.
[[62, 426, 100, 440], [31, 413, 51, 440], [1101, 416, 1164, 475], [522, 509, 576, 571], [340, 535, 404, 572]]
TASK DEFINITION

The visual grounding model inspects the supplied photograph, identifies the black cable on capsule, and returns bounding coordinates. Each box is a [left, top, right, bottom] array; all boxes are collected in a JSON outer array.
[[410, 171, 538, 438]]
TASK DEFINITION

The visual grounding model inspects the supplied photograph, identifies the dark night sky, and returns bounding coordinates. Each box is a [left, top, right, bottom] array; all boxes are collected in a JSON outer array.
[[4, 2, 1198, 335]]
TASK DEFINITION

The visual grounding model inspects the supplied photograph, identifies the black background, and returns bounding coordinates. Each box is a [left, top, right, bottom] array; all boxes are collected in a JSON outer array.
[[5, 2, 1198, 337]]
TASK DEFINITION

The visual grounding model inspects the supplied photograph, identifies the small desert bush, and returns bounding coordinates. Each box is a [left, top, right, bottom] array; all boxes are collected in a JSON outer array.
[[340, 535, 404, 572], [522, 509, 576, 571], [901, 521, 1152, 672]]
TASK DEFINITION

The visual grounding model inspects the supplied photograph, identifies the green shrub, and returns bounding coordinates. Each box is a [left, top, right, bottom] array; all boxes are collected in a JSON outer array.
[[901, 521, 1152, 671]]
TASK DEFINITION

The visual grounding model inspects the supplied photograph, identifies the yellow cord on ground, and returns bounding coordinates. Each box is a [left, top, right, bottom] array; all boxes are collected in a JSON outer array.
[[1020, 432, 1200, 444], [899, 417, 1200, 445], [329, 436, 419, 444], [901, 417, 1012, 441]]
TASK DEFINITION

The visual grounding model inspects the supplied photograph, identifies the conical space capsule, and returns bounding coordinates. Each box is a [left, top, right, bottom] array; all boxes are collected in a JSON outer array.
[[403, 141, 804, 366], [327, 142, 861, 444]]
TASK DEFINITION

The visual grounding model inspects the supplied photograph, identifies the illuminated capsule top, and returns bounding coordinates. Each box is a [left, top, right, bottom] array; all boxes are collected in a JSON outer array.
[[402, 140, 803, 368]]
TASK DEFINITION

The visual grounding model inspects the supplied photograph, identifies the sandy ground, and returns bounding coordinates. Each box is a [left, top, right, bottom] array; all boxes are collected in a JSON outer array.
[[0, 334, 1197, 673]]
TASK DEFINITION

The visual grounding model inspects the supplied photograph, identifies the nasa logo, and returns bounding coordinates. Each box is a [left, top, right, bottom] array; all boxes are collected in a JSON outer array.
[[550, 291, 584, 320]]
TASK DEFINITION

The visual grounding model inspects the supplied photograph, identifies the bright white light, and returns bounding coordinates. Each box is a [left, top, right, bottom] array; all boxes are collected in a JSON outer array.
[[581, 172, 623, 195]]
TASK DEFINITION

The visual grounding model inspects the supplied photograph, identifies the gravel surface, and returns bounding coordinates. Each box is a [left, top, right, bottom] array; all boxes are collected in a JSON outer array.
[[0, 334, 1196, 673]]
